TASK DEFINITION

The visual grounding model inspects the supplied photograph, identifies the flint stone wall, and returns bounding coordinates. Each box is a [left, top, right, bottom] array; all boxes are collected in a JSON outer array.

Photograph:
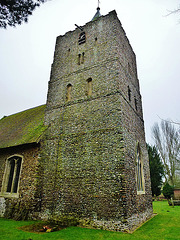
[[0, 144, 42, 219], [40, 10, 153, 231], [0, 9, 153, 230]]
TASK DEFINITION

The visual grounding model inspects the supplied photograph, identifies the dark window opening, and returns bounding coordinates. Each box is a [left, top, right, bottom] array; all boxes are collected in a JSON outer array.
[[78, 52, 85, 65], [78, 54, 81, 65], [78, 32, 86, 45], [81, 52, 85, 64], [13, 158, 22, 193], [128, 86, 131, 101], [6, 156, 22, 194], [6, 159, 15, 192], [134, 97, 138, 111]]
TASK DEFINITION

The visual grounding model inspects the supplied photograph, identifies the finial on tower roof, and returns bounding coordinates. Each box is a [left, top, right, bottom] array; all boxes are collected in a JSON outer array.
[[98, 0, 100, 9], [91, 0, 101, 21]]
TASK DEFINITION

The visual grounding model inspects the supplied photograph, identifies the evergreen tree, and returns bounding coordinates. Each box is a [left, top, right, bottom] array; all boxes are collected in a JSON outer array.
[[147, 144, 164, 196], [162, 182, 174, 200], [0, 0, 45, 28]]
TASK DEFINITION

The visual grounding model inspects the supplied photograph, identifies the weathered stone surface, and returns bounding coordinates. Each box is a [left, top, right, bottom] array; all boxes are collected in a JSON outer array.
[[0, 144, 42, 220], [40, 10, 153, 231], [0, 10, 152, 231], [0, 197, 6, 217]]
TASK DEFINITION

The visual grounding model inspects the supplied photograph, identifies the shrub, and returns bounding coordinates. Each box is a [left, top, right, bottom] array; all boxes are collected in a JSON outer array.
[[162, 182, 174, 199]]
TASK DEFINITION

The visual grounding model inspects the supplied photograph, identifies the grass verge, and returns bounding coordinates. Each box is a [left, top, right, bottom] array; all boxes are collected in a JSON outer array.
[[0, 201, 179, 240]]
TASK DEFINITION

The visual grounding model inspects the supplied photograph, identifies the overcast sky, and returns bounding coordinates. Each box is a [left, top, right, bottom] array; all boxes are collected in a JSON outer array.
[[0, 0, 180, 144]]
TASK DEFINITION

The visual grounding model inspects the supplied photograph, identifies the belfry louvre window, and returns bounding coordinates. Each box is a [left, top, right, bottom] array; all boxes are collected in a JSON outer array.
[[78, 32, 86, 45], [136, 145, 144, 192], [3, 156, 22, 194]]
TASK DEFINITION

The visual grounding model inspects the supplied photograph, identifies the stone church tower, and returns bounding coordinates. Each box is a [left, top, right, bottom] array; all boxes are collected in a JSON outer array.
[[41, 9, 153, 231]]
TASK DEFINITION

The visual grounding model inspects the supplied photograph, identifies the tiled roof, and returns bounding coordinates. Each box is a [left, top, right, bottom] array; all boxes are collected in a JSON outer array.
[[0, 105, 46, 149]]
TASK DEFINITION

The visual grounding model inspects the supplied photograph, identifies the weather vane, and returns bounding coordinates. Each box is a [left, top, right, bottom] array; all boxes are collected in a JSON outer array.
[[98, 0, 100, 9]]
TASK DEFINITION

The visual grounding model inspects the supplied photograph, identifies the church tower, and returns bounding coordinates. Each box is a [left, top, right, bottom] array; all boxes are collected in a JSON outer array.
[[41, 9, 153, 231]]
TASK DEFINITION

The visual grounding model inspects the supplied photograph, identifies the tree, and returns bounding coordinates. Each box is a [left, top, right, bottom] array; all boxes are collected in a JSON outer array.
[[147, 144, 164, 197], [167, 6, 180, 17], [152, 120, 180, 186], [166, 4, 180, 23], [162, 182, 174, 200], [0, 0, 45, 28]]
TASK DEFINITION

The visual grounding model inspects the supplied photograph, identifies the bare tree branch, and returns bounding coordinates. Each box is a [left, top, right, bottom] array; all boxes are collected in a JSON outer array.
[[165, 5, 180, 24], [166, 7, 180, 17], [152, 120, 180, 186], [157, 115, 180, 126]]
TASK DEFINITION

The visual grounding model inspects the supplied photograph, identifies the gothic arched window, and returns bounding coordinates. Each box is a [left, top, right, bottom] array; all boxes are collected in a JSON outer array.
[[2, 156, 22, 195], [136, 144, 144, 193]]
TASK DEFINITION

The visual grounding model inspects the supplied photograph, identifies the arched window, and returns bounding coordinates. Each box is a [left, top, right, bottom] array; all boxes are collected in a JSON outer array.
[[136, 144, 144, 192], [2, 156, 22, 195], [87, 78, 92, 96], [78, 32, 86, 45], [66, 84, 72, 101], [78, 52, 85, 65]]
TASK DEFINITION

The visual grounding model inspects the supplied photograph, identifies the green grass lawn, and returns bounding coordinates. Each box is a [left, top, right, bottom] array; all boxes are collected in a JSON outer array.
[[0, 201, 179, 240]]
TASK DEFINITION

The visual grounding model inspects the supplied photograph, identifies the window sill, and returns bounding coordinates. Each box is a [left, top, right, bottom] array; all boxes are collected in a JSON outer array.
[[137, 191, 145, 195], [0, 192, 19, 198]]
